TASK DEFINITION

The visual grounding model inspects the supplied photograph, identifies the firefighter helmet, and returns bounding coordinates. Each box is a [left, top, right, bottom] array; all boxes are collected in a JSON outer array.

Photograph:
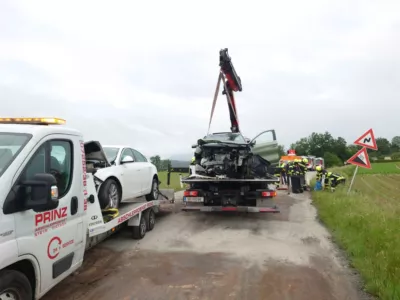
[[316, 165, 322, 172]]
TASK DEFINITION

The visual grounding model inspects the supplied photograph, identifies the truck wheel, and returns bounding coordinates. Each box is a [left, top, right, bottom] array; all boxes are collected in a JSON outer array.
[[132, 214, 147, 240], [0, 270, 32, 300], [147, 209, 155, 231], [99, 178, 121, 209], [145, 178, 159, 201]]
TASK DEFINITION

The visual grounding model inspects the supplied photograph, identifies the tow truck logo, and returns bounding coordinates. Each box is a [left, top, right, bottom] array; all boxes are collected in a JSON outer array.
[[47, 236, 74, 260]]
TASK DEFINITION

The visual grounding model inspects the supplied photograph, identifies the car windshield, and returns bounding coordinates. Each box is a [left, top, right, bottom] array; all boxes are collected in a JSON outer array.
[[0, 133, 32, 177], [204, 132, 247, 144], [103, 147, 120, 163]]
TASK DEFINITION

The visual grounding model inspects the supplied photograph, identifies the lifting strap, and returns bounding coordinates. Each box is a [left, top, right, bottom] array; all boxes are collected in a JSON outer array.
[[207, 71, 223, 135]]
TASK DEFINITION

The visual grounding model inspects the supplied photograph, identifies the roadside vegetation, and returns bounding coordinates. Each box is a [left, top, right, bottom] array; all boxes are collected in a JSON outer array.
[[290, 131, 400, 167], [158, 171, 188, 191], [311, 162, 400, 300]]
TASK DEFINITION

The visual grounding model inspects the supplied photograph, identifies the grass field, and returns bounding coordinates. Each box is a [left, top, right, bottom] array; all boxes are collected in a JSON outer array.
[[356, 161, 400, 174], [312, 162, 400, 300], [158, 171, 189, 191]]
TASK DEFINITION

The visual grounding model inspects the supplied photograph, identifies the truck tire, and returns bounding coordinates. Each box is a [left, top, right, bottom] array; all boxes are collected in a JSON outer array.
[[0, 269, 32, 300], [147, 209, 155, 231], [145, 178, 159, 201], [132, 214, 147, 240], [99, 178, 121, 209]]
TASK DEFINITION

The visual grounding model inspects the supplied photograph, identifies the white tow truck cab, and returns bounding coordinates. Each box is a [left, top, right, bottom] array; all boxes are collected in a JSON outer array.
[[0, 117, 169, 300]]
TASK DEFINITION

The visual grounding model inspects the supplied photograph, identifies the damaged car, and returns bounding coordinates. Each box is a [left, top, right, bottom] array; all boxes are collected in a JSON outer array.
[[190, 129, 280, 179], [84, 141, 159, 209]]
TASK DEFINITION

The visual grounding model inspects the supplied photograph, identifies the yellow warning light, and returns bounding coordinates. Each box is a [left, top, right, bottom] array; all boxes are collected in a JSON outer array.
[[0, 117, 66, 125]]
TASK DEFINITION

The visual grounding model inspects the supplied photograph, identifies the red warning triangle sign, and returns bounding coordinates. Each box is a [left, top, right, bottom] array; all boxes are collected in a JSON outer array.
[[354, 128, 378, 150], [347, 147, 371, 169]]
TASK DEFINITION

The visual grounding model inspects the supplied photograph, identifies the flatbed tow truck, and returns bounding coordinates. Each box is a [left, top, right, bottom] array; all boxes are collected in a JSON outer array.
[[181, 49, 280, 213], [0, 117, 173, 300]]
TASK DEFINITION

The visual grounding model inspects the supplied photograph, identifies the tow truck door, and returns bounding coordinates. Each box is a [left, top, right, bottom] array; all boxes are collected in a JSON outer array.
[[11, 134, 86, 296], [251, 129, 280, 166]]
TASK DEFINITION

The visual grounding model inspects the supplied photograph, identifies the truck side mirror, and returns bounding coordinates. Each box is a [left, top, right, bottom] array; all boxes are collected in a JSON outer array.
[[24, 173, 59, 212]]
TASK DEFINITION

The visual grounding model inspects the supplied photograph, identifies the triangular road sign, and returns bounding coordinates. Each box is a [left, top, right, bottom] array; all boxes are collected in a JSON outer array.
[[347, 147, 371, 169], [354, 128, 378, 150]]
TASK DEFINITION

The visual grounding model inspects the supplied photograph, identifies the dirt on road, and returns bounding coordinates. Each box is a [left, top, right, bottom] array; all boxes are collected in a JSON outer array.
[[44, 189, 372, 300]]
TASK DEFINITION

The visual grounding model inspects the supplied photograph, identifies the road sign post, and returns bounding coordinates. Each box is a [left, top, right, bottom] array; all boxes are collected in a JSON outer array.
[[347, 129, 377, 195], [347, 166, 359, 195]]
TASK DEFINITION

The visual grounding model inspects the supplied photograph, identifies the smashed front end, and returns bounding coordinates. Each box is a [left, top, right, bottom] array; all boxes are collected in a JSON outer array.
[[191, 135, 273, 179]]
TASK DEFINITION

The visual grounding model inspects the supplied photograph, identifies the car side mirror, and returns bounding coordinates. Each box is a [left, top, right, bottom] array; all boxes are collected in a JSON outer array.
[[121, 155, 134, 164], [24, 173, 59, 211], [250, 140, 256, 146]]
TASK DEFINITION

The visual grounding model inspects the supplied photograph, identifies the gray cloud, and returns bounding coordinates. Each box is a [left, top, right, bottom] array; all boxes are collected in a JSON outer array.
[[1, 0, 399, 159]]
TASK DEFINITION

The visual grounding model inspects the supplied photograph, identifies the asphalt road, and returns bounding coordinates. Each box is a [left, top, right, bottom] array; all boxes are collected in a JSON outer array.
[[44, 174, 371, 300]]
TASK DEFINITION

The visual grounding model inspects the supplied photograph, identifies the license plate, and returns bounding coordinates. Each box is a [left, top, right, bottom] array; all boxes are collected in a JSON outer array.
[[186, 197, 204, 202]]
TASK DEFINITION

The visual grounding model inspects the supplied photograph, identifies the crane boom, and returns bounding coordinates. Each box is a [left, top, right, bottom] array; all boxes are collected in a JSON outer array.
[[219, 48, 242, 133]]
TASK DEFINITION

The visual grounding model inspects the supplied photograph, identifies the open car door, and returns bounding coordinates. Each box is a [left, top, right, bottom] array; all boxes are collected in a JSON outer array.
[[251, 129, 280, 166]]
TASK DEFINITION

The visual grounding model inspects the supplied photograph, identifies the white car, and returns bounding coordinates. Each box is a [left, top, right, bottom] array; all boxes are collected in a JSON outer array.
[[84, 141, 159, 209]]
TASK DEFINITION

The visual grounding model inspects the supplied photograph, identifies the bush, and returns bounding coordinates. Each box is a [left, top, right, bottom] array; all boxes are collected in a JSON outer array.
[[323, 152, 342, 167], [390, 152, 400, 160]]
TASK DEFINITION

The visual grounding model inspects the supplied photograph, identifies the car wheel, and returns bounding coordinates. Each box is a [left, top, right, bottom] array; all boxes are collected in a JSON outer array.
[[99, 178, 121, 209], [146, 177, 159, 201], [147, 209, 155, 231], [132, 214, 147, 240], [0, 270, 32, 300]]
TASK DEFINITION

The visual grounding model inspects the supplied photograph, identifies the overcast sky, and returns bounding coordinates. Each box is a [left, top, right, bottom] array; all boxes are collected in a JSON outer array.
[[1, 0, 399, 160]]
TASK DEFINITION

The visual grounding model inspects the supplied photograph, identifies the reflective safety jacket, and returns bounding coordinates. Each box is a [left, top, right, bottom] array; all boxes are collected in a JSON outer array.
[[316, 169, 327, 181]]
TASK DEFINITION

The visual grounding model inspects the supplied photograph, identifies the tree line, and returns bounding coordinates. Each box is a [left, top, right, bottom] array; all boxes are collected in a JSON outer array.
[[149, 155, 171, 171], [150, 133, 400, 170], [286, 132, 400, 167]]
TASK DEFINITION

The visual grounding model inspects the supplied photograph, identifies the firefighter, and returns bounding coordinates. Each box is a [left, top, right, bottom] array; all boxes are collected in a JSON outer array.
[[288, 159, 303, 193], [285, 160, 294, 194], [190, 156, 196, 165], [299, 157, 309, 190], [326, 171, 346, 191], [274, 165, 282, 188], [280, 161, 288, 185], [315, 165, 327, 181], [315, 166, 345, 191]]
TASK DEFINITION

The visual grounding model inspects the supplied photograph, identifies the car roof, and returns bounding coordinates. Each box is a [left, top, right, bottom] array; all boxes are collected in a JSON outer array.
[[102, 145, 131, 149]]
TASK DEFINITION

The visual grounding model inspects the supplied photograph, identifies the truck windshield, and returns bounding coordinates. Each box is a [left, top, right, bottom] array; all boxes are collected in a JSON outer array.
[[0, 133, 32, 177], [103, 147, 120, 163]]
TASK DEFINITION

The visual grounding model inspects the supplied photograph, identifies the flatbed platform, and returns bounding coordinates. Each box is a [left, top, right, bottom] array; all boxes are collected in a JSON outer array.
[[182, 205, 280, 213], [182, 177, 279, 183]]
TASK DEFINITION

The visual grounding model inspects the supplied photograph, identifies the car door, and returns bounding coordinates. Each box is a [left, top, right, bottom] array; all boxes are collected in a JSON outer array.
[[118, 148, 142, 199], [10, 135, 85, 295], [251, 129, 280, 166], [131, 148, 151, 195]]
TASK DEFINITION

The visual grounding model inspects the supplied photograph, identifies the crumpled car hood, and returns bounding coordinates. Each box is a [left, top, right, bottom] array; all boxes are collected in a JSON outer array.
[[84, 141, 111, 167]]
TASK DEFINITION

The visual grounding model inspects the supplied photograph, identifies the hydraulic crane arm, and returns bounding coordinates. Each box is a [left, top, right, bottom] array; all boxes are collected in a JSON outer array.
[[219, 48, 242, 133]]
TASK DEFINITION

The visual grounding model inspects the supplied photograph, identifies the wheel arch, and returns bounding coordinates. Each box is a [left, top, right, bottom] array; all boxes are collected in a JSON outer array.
[[4, 256, 39, 298]]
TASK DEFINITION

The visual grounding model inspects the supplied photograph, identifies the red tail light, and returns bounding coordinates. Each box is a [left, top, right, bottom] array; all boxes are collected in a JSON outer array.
[[184, 190, 198, 197], [261, 191, 277, 197]]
